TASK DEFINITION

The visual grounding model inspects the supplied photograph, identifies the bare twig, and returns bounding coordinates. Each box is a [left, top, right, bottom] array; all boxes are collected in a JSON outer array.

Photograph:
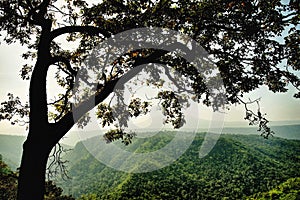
[[46, 143, 72, 181], [237, 96, 274, 138]]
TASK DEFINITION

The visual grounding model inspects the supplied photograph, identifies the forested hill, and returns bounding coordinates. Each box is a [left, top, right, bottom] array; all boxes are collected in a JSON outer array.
[[59, 132, 300, 199], [0, 124, 298, 170], [247, 177, 300, 199]]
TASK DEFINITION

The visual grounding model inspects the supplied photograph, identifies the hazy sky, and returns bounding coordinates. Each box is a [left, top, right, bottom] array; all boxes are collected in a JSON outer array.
[[0, 0, 299, 136], [0, 39, 299, 136]]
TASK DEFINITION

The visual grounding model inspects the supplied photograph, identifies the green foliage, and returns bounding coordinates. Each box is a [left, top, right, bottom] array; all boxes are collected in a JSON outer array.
[[247, 177, 300, 200], [96, 103, 115, 128], [59, 133, 300, 199], [0, 156, 17, 200], [77, 193, 99, 200], [128, 98, 151, 118], [157, 91, 186, 128], [103, 129, 136, 145], [44, 181, 75, 200], [0, 93, 29, 128]]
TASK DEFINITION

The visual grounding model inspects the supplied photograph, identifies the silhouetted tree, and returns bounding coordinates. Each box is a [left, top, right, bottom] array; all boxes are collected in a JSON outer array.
[[0, 0, 299, 199], [0, 155, 74, 199]]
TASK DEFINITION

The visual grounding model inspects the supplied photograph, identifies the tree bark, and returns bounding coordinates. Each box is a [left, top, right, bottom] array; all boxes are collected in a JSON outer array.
[[17, 132, 54, 200]]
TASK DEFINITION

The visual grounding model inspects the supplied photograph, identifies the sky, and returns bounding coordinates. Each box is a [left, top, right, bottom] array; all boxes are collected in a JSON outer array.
[[0, 0, 299, 138], [0, 39, 299, 137]]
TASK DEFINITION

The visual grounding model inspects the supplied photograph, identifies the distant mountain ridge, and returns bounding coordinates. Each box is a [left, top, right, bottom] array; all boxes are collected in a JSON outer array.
[[0, 124, 299, 169], [222, 124, 300, 140], [68, 124, 300, 145]]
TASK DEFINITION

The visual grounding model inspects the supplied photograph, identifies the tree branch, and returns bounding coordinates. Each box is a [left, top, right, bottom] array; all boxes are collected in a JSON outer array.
[[237, 96, 274, 138], [50, 26, 111, 41], [51, 56, 77, 76], [52, 78, 120, 143], [52, 49, 169, 143]]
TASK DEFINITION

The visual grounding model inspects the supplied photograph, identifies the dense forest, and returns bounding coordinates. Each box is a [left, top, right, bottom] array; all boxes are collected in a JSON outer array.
[[1, 131, 299, 199], [0, 131, 300, 200], [56, 132, 300, 199], [247, 177, 300, 200]]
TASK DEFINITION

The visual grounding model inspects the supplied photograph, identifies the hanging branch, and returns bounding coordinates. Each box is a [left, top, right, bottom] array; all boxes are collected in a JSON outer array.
[[238, 96, 274, 139], [46, 143, 72, 181]]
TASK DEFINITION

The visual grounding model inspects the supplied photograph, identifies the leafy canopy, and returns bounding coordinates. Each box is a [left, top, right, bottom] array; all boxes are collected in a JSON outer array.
[[0, 0, 299, 142]]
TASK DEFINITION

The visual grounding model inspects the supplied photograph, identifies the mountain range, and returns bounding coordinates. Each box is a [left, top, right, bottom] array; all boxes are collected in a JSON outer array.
[[57, 130, 300, 199], [0, 124, 299, 170], [1, 124, 299, 199]]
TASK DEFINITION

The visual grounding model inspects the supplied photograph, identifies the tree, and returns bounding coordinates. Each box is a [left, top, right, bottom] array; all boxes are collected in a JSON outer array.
[[0, 155, 74, 200], [0, 0, 299, 199]]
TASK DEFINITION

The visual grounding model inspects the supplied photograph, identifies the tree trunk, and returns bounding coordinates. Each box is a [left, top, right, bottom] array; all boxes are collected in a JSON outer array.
[[17, 134, 54, 200]]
